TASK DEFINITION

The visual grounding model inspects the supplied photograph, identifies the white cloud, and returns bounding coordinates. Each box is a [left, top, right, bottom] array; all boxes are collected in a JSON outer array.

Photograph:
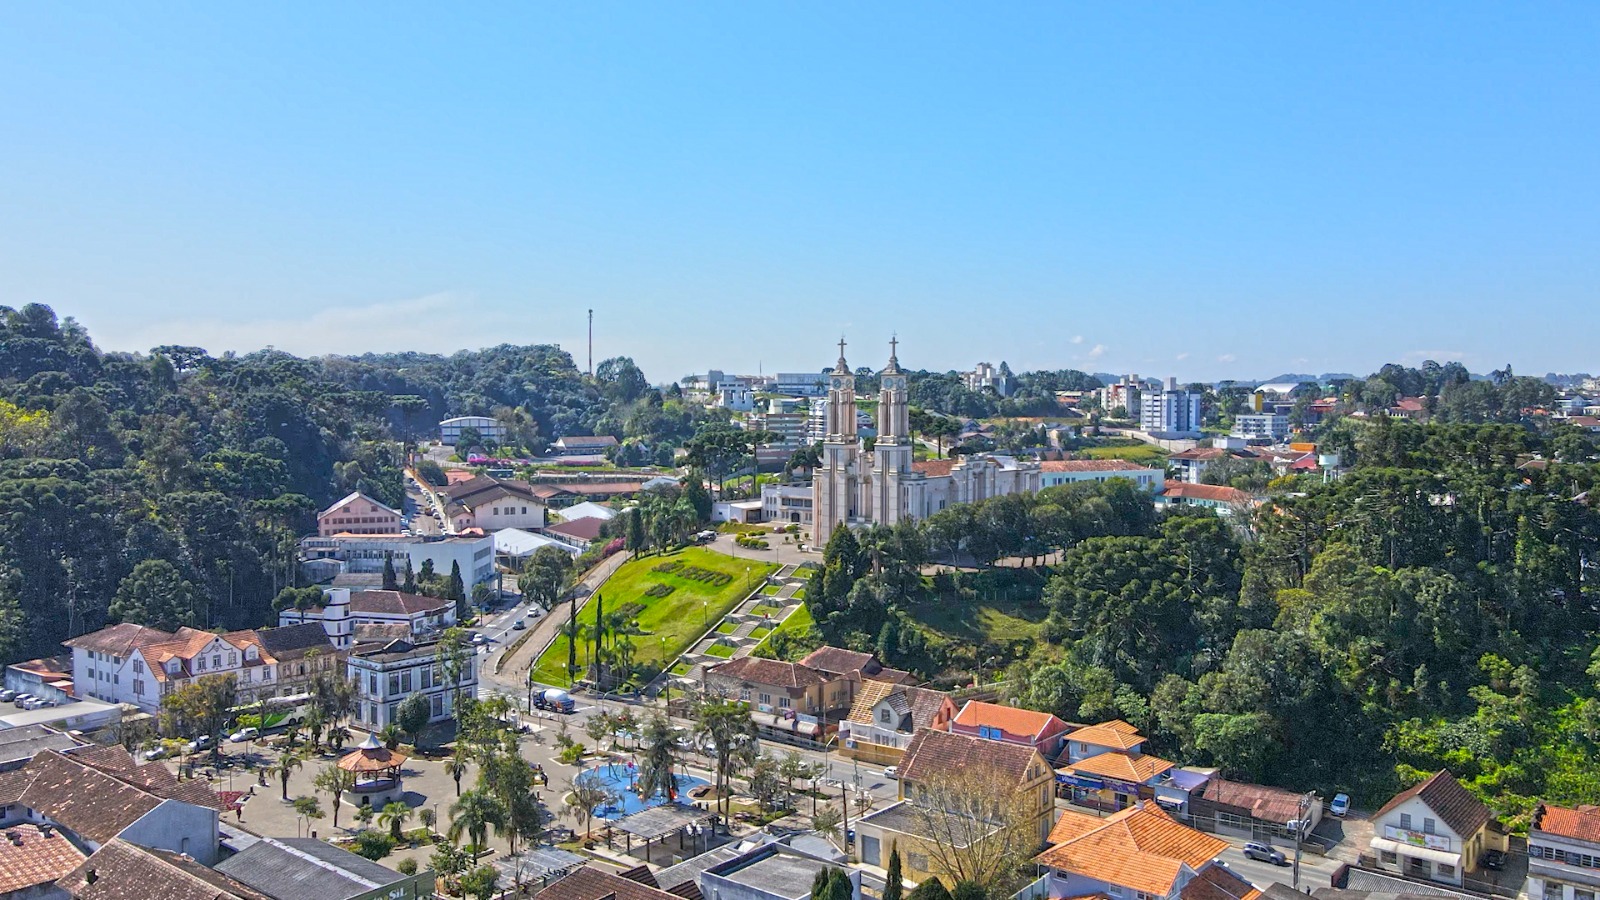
[[1087, 344, 1107, 359], [1217, 353, 1237, 363], [1070, 335, 1084, 345], [110, 292, 553, 358], [1175, 352, 1190, 361]]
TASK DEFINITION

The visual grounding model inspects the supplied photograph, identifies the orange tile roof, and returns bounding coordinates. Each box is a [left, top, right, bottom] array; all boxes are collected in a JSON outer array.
[[1159, 483, 1256, 504], [911, 459, 956, 477], [1535, 804, 1600, 843], [1066, 720, 1145, 751], [0, 823, 87, 894], [1036, 804, 1229, 896], [1039, 459, 1152, 472], [1065, 751, 1174, 784], [953, 701, 1065, 740], [1179, 864, 1262, 900]]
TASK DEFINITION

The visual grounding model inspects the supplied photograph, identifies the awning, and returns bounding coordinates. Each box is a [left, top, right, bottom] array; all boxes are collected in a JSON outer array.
[[1370, 837, 1461, 865]]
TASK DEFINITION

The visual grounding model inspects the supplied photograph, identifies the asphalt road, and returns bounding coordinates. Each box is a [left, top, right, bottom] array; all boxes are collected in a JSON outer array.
[[1214, 840, 1342, 891]]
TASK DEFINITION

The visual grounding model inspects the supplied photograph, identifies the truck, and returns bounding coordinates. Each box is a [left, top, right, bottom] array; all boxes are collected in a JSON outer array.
[[533, 688, 575, 713]]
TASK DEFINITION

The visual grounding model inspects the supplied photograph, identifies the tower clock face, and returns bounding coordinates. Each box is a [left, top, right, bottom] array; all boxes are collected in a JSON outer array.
[[832, 378, 843, 389]]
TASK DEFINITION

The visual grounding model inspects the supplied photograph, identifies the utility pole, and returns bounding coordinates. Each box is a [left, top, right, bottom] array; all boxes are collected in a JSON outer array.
[[1293, 791, 1314, 890]]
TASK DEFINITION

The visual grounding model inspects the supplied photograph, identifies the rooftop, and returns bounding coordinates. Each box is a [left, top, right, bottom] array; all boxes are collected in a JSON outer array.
[[1037, 803, 1229, 896], [1372, 770, 1490, 839], [1039, 459, 1153, 472], [1159, 483, 1257, 504], [57, 839, 272, 900], [215, 836, 413, 900], [707, 656, 829, 689], [348, 590, 453, 616], [538, 864, 681, 900], [0, 724, 80, 767], [1065, 720, 1145, 751], [0, 823, 86, 894], [901, 728, 1043, 784], [1534, 803, 1600, 843], [953, 699, 1066, 740], [798, 646, 878, 676], [546, 517, 608, 542], [1197, 778, 1305, 824], [710, 845, 839, 900], [1065, 751, 1175, 785]]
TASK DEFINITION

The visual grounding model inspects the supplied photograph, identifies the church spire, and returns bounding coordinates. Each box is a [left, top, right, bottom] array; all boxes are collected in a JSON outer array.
[[833, 336, 850, 375], [883, 334, 902, 375]]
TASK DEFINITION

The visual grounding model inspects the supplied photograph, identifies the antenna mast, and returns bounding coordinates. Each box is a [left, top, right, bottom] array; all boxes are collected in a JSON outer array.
[[587, 309, 593, 377]]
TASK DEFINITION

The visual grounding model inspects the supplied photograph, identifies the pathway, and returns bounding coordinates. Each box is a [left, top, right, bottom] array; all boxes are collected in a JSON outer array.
[[662, 563, 811, 684], [483, 551, 631, 697]]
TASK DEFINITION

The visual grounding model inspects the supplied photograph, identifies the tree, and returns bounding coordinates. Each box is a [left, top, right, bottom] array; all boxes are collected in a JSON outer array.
[[519, 545, 574, 609], [352, 830, 397, 861], [161, 674, 237, 764], [626, 509, 648, 557], [447, 745, 471, 796], [269, 750, 307, 801], [907, 764, 1040, 893], [379, 800, 412, 840], [907, 879, 952, 900], [314, 764, 355, 828], [695, 699, 759, 824], [436, 627, 470, 717], [952, 883, 989, 900], [458, 865, 500, 900], [810, 868, 854, 900], [635, 714, 681, 802], [395, 692, 431, 748], [812, 807, 843, 843], [293, 795, 324, 835], [402, 557, 416, 593], [382, 552, 398, 590], [449, 789, 507, 858], [449, 561, 467, 621], [883, 848, 905, 900], [109, 559, 201, 632], [566, 772, 612, 839]]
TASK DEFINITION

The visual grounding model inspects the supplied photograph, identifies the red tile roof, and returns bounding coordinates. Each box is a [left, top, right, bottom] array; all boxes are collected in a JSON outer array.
[[539, 865, 679, 900], [900, 728, 1043, 785], [1065, 751, 1175, 784], [911, 459, 956, 477], [0, 823, 86, 894], [799, 646, 878, 676], [706, 656, 829, 689], [1066, 720, 1145, 752], [1037, 804, 1228, 896], [1039, 459, 1152, 472], [547, 518, 608, 541], [953, 700, 1067, 741], [1196, 778, 1302, 824], [1373, 770, 1490, 839], [349, 590, 453, 616], [1179, 863, 1262, 900], [62, 623, 173, 656], [1535, 804, 1600, 843], [1159, 483, 1256, 504]]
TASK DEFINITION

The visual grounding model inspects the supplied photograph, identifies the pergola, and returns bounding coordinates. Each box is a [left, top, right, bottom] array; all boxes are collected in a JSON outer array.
[[603, 804, 717, 865], [338, 733, 408, 800], [494, 847, 588, 890]]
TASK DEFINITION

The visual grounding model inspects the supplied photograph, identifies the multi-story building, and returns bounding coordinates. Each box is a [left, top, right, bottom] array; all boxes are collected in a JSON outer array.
[[770, 373, 829, 397], [838, 681, 955, 766], [1140, 378, 1204, 436], [701, 656, 845, 743], [317, 491, 403, 537], [438, 475, 550, 532], [279, 588, 455, 641], [438, 415, 505, 447], [1231, 413, 1290, 443], [761, 483, 814, 526], [1038, 459, 1163, 492], [1529, 803, 1600, 900], [1099, 374, 1143, 417], [962, 362, 1012, 397], [949, 700, 1070, 762], [299, 533, 496, 588], [749, 407, 809, 449], [347, 635, 477, 730]]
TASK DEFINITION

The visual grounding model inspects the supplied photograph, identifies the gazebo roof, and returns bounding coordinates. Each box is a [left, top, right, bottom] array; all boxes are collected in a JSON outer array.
[[338, 737, 408, 773]]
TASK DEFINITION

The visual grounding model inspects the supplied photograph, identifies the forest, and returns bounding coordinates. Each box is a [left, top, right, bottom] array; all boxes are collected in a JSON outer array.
[[795, 397, 1600, 822]]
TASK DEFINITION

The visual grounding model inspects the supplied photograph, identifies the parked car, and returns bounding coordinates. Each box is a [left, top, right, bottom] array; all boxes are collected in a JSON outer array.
[[229, 727, 259, 743], [883, 766, 899, 780], [12, 694, 31, 708], [142, 746, 168, 760], [1243, 842, 1287, 865], [1330, 793, 1350, 817], [1481, 850, 1506, 871], [21, 698, 43, 710], [0, 690, 16, 702]]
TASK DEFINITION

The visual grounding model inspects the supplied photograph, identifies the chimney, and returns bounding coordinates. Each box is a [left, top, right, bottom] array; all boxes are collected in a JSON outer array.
[[86, 869, 97, 885]]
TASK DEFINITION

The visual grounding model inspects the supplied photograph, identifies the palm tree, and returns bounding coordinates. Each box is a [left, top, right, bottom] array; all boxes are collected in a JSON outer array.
[[449, 790, 506, 859], [418, 806, 438, 836], [313, 764, 355, 828], [446, 745, 471, 796], [379, 800, 412, 841], [269, 750, 306, 802], [694, 699, 758, 825], [634, 714, 680, 802], [328, 724, 352, 751]]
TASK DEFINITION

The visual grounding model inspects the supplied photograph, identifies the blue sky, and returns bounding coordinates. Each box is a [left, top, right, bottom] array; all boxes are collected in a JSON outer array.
[[1, 3, 1595, 382]]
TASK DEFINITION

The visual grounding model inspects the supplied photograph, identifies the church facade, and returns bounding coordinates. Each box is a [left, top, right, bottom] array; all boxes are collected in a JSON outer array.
[[810, 339, 1041, 547]]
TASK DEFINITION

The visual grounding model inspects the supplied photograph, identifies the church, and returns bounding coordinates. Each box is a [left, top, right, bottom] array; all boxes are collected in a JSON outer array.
[[809, 338, 1040, 546]]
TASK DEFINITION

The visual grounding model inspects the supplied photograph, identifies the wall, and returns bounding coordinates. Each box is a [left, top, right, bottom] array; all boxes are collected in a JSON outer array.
[[119, 800, 220, 865]]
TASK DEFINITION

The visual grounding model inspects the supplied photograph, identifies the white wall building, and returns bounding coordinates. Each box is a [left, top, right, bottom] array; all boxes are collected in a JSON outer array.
[[317, 491, 403, 537], [1140, 379, 1204, 435], [347, 636, 477, 730], [962, 361, 1012, 396], [280, 588, 455, 641], [718, 385, 756, 411], [300, 533, 497, 588], [770, 373, 829, 397], [1231, 413, 1290, 442], [438, 415, 505, 447], [1530, 803, 1600, 900], [1039, 459, 1163, 492]]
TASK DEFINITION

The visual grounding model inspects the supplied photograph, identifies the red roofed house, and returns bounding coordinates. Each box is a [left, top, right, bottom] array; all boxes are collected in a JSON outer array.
[[1154, 482, 1260, 517], [798, 646, 913, 715], [1028, 802, 1259, 900], [544, 516, 607, 548], [1368, 769, 1506, 886], [1530, 802, 1600, 900], [949, 700, 1071, 762], [1038, 459, 1163, 492], [1190, 777, 1319, 840], [0, 822, 87, 897], [702, 656, 840, 743], [1057, 721, 1180, 812]]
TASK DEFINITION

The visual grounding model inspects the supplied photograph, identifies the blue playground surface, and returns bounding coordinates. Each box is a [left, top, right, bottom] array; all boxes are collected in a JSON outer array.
[[581, 761, 710, 819]]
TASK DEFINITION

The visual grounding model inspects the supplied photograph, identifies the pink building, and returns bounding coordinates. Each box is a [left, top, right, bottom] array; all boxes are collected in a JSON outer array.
[[317, 491, 403, 537]]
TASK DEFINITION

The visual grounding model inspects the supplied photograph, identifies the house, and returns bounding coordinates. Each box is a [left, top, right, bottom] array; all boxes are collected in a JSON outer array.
[[1190, 777, 1318, 840], [279, 588, 455, 640], [1389, 398, 1428, 420], [700, 842, 861, 900], [492, 528, 584, 562], [3, 657, 74, 705], [438, 476, 550, 532], [552, 436, 619, 457], [438, 415, 505, 447], [1168, 447, 1236, 484], [544, 517, 608, 548], [701, 657, 839, 743], [316, 492, 403, 538], [838, 681, 956, 766], [1038, 459, 1163, 492], [1055, 720, 1178, 811], [57, 838, 272, 900], [1367, 770, 1506, 886], [346, 635, 476, 730], [64, 621, 342, 713], [214, 835, 434, 900], [1064, 719, 1147, 762], [298, 533, 496, 588], [0, 748, 223, 865], [948, 700, 1070, 762], [760, 483, 815, 526], [0, 821, 87, 897], [1528, 802, 1600, 900], [537, 866, 681, 900], [854, 729, 1055, 883], [798, 647, 912, 714], [1029, 802, 1255, 900], [1154, 482, 1259, 516]]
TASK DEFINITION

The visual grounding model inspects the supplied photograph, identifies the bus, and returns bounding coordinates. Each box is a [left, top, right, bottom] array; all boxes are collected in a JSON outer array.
[[229, 693, 315, 732]]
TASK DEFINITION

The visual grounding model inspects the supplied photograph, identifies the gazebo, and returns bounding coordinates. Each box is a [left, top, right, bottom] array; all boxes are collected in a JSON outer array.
[[338, 732, 408, 807]]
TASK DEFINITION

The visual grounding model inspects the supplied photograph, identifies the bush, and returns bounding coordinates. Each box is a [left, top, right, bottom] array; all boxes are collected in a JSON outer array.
[[397, 857, 419, 875], [352, 830, 397, 860], [644, 583, 676, 598], [557, 742, 588, 765]]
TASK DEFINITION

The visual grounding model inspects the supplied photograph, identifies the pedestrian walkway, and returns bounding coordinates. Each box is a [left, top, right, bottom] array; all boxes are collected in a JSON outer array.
[[664, 564, 810, 683]]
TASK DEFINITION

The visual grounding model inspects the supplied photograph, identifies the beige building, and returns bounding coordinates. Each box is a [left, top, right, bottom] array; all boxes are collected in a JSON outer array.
[[317, 491, 403, 537]]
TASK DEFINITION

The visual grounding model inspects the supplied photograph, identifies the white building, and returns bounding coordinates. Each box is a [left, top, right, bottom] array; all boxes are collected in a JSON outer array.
[[1039, 458, 1163, 492], [493, 527, 584, 561], [812, 338, 1040, 546], [1368, 770, 1506, 887], [1140, 378, 1204, 435], [1098, 374, 1143, 416], [962, 361, 1012, 396], [280, 588, 455, 641], [1530, 803, 1600, 900], [299, 533, 496, 588], [761, 483, 815, 526], [1231, 413, 1290, 442], [438, 476, 550, 532], [770, 373, 829, 397], [718, 384, 756, 411], [347, 636, 477, 730], [438, 415, 505, 447]]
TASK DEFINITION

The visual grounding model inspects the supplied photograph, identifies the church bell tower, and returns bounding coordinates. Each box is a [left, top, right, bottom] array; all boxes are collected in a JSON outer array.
[[872, 337, 914, 526], [812, 338, 858, 547]]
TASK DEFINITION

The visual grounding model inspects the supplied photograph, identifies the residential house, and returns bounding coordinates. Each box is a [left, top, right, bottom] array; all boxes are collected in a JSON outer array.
[[347, 635, 476, 730], [1029, 802, 1258, 900], [298, 533, 496, 587], [1389, 398, 1428, 420], [1367, 770, 1506, 886], [0, 821, 86, 898], [214, 835, 435, 900], [1064, 719, 1147, 763], [854, 729, 1055, 883], [1528, 802, 1600, 900], [1190, 777, 1318, 840], [537, 866, 681, 900], [544, 517, 607, 549], [1038, 459, 1163, 492], [279, 588, 455, 640], [4, 656, 74, 705], [438, 475, 551, 532], [1056, 720, 1177, 811], [1168, 447, 1234, 484], [838, 681, 956, 766], [316, 492, 403, 538], [701, 657, 839, 743], [1154, 482, 1259, 516], [57, 838, 272, 900], [948, 700, 1070, 762], [438, 415, 505, 447], [798, 647, 912, 716], [0, 748, 222, 865], [552, 436, 619, 457], [700, 842, 862, 900]]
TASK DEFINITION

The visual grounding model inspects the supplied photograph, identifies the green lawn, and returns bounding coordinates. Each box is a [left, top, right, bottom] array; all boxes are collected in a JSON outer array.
[[704, 642, 735, 658], [905, 591, 1047, 644], [750, 626, 772, 639], [716, 621, 736, 635], [1081, 443, 1169, 463], [759, 583, 781, 595], [752, 603, 814, 655], [530, 547, 777, 686], [752, 604, 783, 617]]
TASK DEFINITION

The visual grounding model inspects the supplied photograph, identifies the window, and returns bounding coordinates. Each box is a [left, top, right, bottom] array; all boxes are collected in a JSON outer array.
[[195, 657, 206, 671], [401, 670, 412, 693], [389, 674, 401, 695], [879, 708, 892, 724], [228, 652, 237, 665], [1381, 851, 1398, 864], [134, 660, 144, 674], [212, 654, 221, 669], [1437, 864, 1455, 877], [778, 697, 791, 709], [1400, 813, 1412, 830], [758, 693, 772, 706], [1423, 817, 1437, 835], [432, 694, 443, 716]]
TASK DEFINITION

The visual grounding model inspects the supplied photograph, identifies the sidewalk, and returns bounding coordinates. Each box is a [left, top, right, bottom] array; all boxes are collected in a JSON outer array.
[[487, 551, 631, 692]]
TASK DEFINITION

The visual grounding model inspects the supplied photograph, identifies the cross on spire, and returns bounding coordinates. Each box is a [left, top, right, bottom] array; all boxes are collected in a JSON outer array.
[[838, 336, 847, 358], [889, 334, 898, 357]]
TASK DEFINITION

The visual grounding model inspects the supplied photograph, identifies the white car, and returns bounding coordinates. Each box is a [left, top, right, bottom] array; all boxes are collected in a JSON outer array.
[[883, 766, 899, 780], [142, 746, 168, 760], [228, 727, 259, 743]]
